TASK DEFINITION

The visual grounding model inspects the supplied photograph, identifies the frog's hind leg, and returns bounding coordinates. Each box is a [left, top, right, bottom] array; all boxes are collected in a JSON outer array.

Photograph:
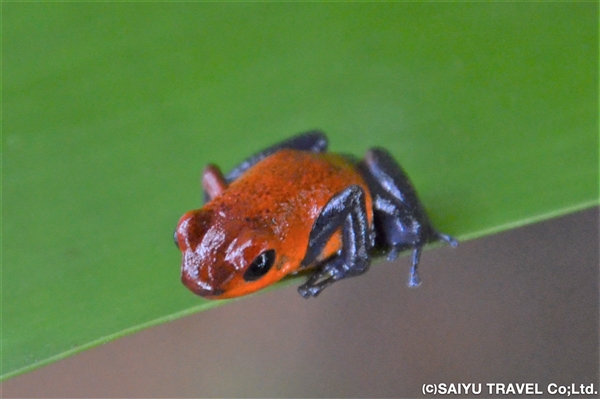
[[357, 148, 457, 287], [297, 185, 371, 298]]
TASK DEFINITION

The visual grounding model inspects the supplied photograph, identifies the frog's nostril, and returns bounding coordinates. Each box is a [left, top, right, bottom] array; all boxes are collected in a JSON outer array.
[[189, 286, 224, 297], [202, 288, 224, 297], [181, 273, 224, 297]]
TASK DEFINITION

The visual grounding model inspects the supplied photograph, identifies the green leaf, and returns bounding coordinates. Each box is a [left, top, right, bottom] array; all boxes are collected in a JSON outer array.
[[2, 2, 597, 380]]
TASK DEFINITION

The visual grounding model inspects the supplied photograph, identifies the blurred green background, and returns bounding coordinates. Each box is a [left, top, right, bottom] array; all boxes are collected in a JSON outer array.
[[2, 2, 597, 380]]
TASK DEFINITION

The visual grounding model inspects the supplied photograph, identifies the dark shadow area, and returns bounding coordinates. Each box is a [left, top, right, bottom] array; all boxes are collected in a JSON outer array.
[[3, 208, 599, 398]]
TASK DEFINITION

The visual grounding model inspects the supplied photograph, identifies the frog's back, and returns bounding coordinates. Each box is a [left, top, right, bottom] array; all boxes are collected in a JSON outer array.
[[222, 149, 371, 217], [205, 149, 373, 263]]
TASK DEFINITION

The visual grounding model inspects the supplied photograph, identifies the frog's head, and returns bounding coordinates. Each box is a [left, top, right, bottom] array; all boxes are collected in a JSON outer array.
[[174, 209, 283, 299]]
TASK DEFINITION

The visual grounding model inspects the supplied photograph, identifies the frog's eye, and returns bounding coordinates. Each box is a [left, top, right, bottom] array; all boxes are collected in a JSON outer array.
[[173, 229, 179, 249], [243, 250, 275, 282]]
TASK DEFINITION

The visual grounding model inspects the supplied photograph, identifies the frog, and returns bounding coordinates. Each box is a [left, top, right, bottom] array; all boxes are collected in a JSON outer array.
[[174, 131, 457, 299]]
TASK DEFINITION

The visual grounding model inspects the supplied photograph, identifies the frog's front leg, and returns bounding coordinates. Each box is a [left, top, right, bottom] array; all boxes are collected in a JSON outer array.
[[298, 185, 372, 298], [201, 164, 228, 201]]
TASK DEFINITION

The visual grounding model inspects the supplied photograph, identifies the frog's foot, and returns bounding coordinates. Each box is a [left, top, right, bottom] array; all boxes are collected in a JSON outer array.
[[298, 268, 336, 298]]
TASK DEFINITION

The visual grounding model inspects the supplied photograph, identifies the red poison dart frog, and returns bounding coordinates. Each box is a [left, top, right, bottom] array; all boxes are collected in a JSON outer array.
[[174, 131, 457, 299]]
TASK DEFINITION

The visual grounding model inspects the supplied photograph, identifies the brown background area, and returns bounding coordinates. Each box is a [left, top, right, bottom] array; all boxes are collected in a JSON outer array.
[[3, 208, 598, 398]]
